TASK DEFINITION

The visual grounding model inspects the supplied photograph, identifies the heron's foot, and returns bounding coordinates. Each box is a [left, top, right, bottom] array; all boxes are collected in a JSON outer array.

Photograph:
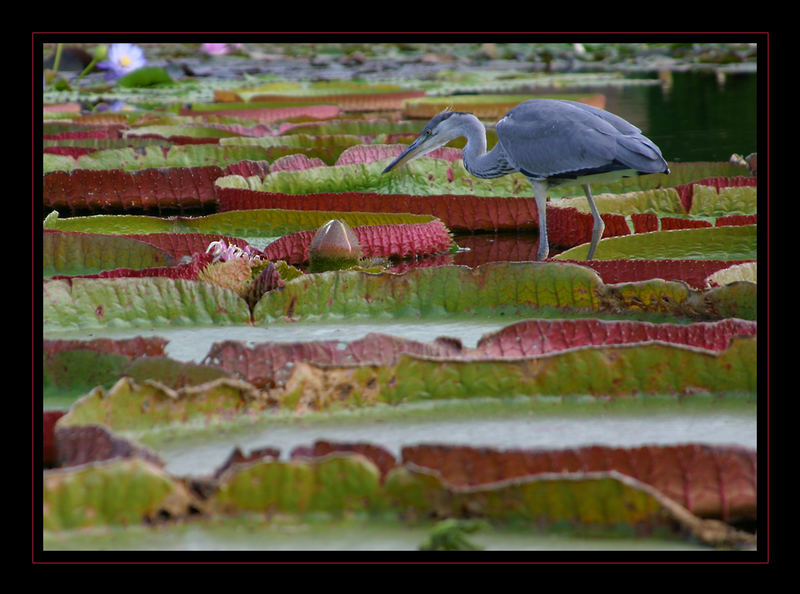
[[536, 246, 549, 261]]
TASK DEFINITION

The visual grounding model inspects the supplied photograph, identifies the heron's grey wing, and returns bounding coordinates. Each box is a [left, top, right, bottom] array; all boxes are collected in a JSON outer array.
[[558, 100, 642, 135], [497, 100, 666, 178], [559, 100, 668, 173]]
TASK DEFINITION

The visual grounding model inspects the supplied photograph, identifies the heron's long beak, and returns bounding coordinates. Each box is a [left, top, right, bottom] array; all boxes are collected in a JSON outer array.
[[382, 135, 434, 173]]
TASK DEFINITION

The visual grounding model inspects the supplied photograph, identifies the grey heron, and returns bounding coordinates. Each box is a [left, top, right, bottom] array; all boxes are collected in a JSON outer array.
[[382, 99, 669, 260]]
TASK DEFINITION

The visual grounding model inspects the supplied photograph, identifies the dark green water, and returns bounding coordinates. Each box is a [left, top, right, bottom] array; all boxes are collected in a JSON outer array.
[[619, 71, 758, 162]]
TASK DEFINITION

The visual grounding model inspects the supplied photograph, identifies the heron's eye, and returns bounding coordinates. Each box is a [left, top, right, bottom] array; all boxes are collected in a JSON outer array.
[[424, 129, 432, 136]]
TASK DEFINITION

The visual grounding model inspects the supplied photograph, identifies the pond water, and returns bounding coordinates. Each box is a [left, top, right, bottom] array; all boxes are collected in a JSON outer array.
[[608, 71, 757, 162]]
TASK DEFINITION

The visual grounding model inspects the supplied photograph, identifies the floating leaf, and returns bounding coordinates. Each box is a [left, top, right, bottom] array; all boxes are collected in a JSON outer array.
[[44, 338, 226, 395], [401, 93, 607, 119], [55, 424, 164, 469], [58, 377, 276, 432], [303, 440, 756, 523], [706, 262, 757, 286], [262, 220, 452, 264], [689, 184, 757, 217], [278, 336, 755, 410], [43, 229, 173, 277], [216, 161, 752, 235], [179, 105, 340, 124], [116, 66, 173, 88], [201, 318, 753, 390], [43, 144, 273, 173], [118, 232, 256, 260], [473, 318, 756, 357], [44, 208, 445, 240], [202, 334, 466, 389], [559, 258, 757, 289], [213, 454, 383, 515], [43, 458, 194, 530], [253, 261, 756, 323], [555, 226, 757, 261], [334, 144, 462, 166], [43, 277, 252, 331]]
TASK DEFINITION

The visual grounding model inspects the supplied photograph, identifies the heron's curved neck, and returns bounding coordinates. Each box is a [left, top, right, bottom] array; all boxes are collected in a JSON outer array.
[[459, 114, 508, 179]]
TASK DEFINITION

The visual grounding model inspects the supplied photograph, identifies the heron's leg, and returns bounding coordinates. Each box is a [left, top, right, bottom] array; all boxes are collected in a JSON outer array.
[[582, 184, 605, 260], [531, 180, 549, 260]]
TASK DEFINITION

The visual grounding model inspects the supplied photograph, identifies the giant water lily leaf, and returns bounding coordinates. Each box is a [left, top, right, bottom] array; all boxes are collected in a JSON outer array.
[[472, 317, 756, 357], [178, 105, 341, 124], [279, 119, 424, 139], [123, 125, 248, 140], [555, 226, 757, 261], [214, 454, 383, 515], [397, 443, 754, 524], [401, 93, 607, 119], [384, 464, 752, 547], [54, 424, 165, 469], [199, 318, 755, 389], [43, 277, 252, 331], [221, 134, 365, 165], [44, 336, 167, 395], [43, 318, 756, 404], [44, 348, 229, 397], [43, 229, 173, 277], [117, 232, 255, 260], [315, 440, 756, 523], [43, 144, 274, 173], [334, 144, 462, 167], [215, 161, 751, 235], [253, 261, 757, 324], [43, 208, 442, 240], [557, 258, 757, 289], [43, 458, 194, 531], [218, 80, 424, 105], [281, 337, 755, 410], [261, 220, 452, 263], [55, 335, 754, 430], [41, 450, 753, 547], [58, 377, 276, 431], [707, 262, 757, 286], [552, 176, 756, 219], [44, 166, 224, 214], [689, 184, 758, 217]]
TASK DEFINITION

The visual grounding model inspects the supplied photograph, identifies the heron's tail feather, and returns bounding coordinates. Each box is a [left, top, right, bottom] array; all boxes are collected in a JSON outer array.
[[616, 135, 669, 174]]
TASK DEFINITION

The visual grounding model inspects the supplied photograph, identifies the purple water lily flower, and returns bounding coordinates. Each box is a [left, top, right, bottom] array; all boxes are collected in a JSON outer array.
[[98, 43, 146, 80], [206, 240, 261, 263]]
